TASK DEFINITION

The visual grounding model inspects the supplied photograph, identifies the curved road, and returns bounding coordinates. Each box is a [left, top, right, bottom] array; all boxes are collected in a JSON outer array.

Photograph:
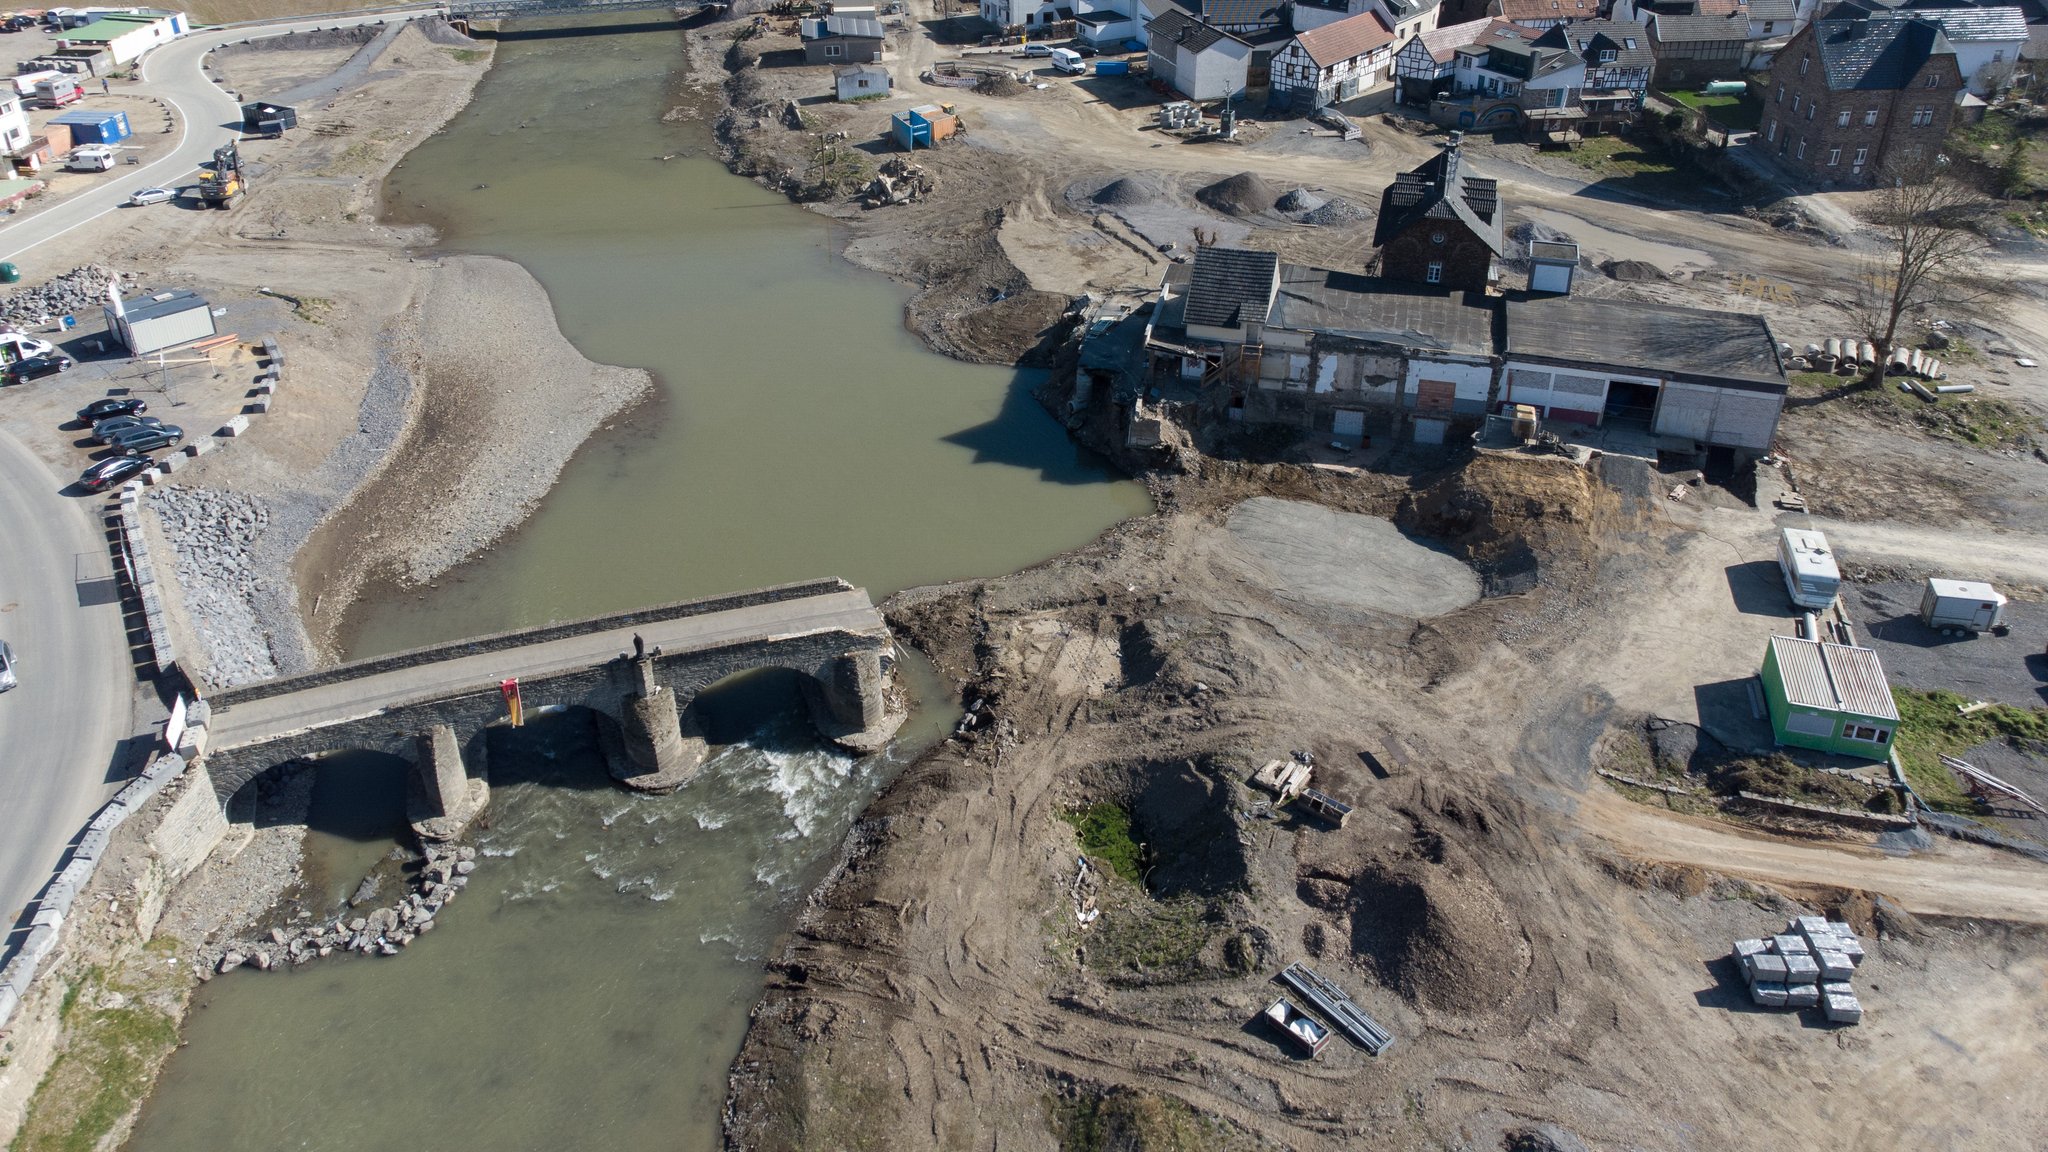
[[0, 430, 131, 939], [0, 7, 441, 264], [0, 8, 437, 941]]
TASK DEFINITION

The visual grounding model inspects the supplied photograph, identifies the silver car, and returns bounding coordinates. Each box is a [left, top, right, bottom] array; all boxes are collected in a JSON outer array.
[[0, 640, 15, 692]]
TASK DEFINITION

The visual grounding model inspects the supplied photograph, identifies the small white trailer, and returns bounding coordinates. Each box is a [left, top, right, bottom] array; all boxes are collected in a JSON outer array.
[[1778, 527, 1840, 611], [1919, 578, 2006, 636]]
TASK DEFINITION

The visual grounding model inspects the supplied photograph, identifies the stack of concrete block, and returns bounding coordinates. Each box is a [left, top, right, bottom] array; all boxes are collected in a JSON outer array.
[[1733, 916, 1865, 1024]]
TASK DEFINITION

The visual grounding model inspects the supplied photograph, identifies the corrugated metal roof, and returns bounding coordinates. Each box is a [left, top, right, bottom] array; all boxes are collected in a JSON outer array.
[[1267, 267, 1497, 354], [121, 289, 210, 325], [1771, 635, 1900, 721], [1504, 295, 1787, 388]]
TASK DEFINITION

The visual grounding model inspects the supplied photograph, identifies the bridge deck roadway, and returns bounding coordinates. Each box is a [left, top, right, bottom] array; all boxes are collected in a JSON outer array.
[[207, 590, 885, 752]]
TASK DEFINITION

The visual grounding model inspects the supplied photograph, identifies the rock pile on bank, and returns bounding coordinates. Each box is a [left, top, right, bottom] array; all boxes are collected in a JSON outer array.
[[212, 845, 479, 973], [150, 485, 280, 688], [0, 264, 136, 330]]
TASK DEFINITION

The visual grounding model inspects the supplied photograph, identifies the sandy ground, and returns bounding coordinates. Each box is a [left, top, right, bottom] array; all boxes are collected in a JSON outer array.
[[725, 453, 2048, 1151]]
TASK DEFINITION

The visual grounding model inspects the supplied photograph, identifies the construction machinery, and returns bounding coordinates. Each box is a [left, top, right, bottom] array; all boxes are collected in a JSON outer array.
[[197, 142, 243, 210]]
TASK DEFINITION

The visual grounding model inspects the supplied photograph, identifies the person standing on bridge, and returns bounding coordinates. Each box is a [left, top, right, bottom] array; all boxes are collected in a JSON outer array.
[[633, 633, 645, 660]]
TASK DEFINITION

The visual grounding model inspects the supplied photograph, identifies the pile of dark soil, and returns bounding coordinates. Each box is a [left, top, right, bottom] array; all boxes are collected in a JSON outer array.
[[1274, 186, 1325, 213], [1602, 259, 1664, 282], [1300, 196, 1371, 226], [1397, 455, 1616, 597], [1195, 171, 1280, 217], [975, 72, 1028, 97], [1332, 850, 1529, 1015], [1091, 175, 1165, 206]]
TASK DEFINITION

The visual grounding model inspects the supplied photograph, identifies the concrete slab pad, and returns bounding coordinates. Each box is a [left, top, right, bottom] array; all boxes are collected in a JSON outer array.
[[1222, 497, 1481, 618]]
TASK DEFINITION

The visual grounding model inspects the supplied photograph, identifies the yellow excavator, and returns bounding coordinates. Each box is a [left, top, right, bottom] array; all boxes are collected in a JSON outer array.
[[196, 142, 243, 209]]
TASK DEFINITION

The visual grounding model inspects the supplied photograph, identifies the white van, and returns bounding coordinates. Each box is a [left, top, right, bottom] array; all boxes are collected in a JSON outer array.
[[66, 145, 115, 172], [1049, 47, 1085, 74], [0, 332, 57, 363], [1778, 526, 1840, 610]]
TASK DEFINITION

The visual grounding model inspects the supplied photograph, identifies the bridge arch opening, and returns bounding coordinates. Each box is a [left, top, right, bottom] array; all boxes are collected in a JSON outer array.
[[224, 750, 416, 912]]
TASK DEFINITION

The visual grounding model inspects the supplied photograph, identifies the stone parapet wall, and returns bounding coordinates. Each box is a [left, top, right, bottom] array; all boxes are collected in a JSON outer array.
[[211, 577, 856, 707], [204, 627, 886, 801]]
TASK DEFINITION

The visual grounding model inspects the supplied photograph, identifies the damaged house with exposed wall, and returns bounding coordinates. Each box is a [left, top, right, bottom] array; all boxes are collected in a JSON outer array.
[[1129, 143, 1789, 461]]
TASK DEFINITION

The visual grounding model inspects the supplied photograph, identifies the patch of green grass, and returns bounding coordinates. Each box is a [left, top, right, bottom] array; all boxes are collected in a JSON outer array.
[[1063, 801, 1142, 883], [1663, 88, 1761, 132], [1893, 688, 2048, 815], [1790, 370, 1843, 392], [1089, 894, 1210, 982], [444, 48, 489, 64], [1564, 134, 1679, 178], [12, 992, 180, 1152]]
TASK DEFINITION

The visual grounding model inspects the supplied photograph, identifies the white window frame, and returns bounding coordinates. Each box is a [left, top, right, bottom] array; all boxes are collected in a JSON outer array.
[[1425, 261, 1444, 284], [1853, 145, 1867, 166], [1827, 146, 1840, 166], [1796, 138, 1805, 160], [1836, 110, 1850, 127], [1863, 108, 1877, 126]]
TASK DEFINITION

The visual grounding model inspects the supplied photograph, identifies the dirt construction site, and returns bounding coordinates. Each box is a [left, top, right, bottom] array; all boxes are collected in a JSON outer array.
[[698, 8, 2048, 1147]]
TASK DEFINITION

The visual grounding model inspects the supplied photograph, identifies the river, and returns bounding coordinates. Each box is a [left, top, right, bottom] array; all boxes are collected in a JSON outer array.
[[123, 18, 1145, 1152]]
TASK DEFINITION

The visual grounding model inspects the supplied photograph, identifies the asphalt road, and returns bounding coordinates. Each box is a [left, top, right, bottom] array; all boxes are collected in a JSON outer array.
[[0, 8, 440, 265], [0, 428, 133, 937], [208, 590, 887, 752]]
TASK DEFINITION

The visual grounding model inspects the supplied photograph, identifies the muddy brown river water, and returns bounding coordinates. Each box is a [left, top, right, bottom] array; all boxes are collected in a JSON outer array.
[[123, 19, 1145, 1152]]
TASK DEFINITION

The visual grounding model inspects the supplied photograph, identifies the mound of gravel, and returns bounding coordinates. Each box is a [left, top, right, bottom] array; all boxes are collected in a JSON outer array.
[[1275, 186, 1325, 213], [0, 264, 132, 330], [1509, 219, 1573, 247], [1196, 171, 1280, 217], [1300, 196, 1370, 226], [1091, 175, 1164, 207], [1602, 259, 1665, 282]]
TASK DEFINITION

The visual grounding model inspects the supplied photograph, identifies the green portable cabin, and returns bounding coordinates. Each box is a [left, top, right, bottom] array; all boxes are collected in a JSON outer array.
[[1759, 634, 1899, 761]]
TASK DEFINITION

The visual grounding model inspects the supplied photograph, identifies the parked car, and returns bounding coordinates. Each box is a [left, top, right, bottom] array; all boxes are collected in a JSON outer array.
[[108, 423, 182, 454], [92, 415, 164, 442], [1021, 42, 1052, 56], [79, 396, 147, 422], [1, 14, 35, 31], [0, 331, 57, 361], [0, 639, 14, 693], [7, 354, 72, 382], [128, 186, 175, 206], [79, 454, 150, 492]]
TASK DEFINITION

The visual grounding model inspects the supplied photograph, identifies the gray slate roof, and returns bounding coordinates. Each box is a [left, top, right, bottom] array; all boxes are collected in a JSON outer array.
[[1374, 145, 1505, 256], [1504, 295, 1787, 388], [1906, 1, 2029, 39], [1183, 246, 1280, 328], [1535, 18, 1654, 68], [1650, 11, 1751, 41], [1811, 13, 1954, 90], [1748, 0, 1798, 21], [1199, 0, 1286, 24], [1146, 8, 1250, 51], [1267, 269, 1496, 356]]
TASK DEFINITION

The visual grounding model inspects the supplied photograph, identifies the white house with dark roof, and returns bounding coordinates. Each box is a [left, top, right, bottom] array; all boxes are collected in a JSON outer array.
[[1146, 9, 1255, 97], [1271, 9, 1397, 108], [1393, 17, 1533, 101], [1895, 0, 2029, 92]]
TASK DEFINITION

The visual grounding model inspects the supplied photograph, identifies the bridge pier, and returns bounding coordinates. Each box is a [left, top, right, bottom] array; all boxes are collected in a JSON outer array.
[[408, 724, 491, 843], [803, 649, 903, 754], [609, 654, 708, 794]]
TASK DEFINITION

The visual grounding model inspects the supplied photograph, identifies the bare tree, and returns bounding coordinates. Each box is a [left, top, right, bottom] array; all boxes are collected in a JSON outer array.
[[1853, 155, 1996, 389]]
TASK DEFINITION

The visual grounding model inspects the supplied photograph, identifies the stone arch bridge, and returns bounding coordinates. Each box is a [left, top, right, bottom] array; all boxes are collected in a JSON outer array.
[[198, 579, 900, 839]]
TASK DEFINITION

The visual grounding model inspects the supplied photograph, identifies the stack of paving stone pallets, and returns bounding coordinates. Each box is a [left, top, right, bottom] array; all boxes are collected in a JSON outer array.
[[1732, 915, 1866, 1024]]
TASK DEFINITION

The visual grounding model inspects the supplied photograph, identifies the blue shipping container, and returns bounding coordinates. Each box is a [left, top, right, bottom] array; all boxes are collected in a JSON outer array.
[[49, 109, 130, 145], [1094, 59, 1128, 75]]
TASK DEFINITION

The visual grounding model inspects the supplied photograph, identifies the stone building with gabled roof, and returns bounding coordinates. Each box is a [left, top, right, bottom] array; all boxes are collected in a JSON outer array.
[[1371, 139, 1503, 291], [1764, 8, 1962, 184]]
